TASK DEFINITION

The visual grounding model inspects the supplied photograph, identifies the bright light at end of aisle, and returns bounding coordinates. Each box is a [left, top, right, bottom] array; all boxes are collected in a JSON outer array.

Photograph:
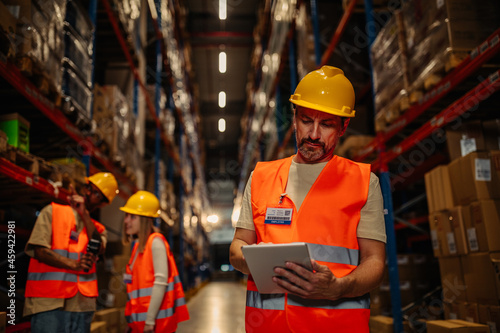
[[218, 118, 226, 133], [219, 0, 226, 20], [207, 214, 219, 223], [219, 51, 226, 73], [218, 91, 226, 108]]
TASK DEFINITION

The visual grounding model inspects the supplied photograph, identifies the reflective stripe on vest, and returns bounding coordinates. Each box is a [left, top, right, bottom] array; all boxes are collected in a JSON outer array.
[[27, 272, 78, 283], [306, 243, 358, 265], [128, 276, 181, 300], [246, 291, 369, 310], [126, 294, 187, 323], [287, 294, 370, 309], [246, 291, 285, 310], [53, 249, 79, 260]]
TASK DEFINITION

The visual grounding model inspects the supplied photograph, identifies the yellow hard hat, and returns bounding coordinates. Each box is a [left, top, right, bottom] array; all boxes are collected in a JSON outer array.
[[120, 191, 160, 218], [86, 172, 119, 202], [289, 66, 356, 117]]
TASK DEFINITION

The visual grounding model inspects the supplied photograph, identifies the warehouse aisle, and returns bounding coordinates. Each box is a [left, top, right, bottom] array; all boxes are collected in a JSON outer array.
[[177, 281, 247, 333]]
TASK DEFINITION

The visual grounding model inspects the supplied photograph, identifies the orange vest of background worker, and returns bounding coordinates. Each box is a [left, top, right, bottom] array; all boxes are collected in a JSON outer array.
[[25, 203, 105, 298], [121, 191, 189, 333], [246, 155, 371, 333]]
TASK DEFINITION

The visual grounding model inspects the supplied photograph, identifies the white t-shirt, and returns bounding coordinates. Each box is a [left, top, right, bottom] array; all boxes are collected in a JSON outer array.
[[236, 160, 387, 243]]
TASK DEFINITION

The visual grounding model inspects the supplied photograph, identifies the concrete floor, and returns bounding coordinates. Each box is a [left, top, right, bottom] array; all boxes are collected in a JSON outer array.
[[177, 281, 247, 333]]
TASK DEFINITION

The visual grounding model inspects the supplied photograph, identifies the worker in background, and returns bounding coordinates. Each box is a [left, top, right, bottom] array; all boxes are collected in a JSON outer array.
[[24, 172, 119, 333], [121, 190, 189, 333], [230, 66, 387, 333]]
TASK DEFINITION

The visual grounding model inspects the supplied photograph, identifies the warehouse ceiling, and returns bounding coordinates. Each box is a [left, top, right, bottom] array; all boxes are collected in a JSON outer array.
[[183, 0, 262, 229]]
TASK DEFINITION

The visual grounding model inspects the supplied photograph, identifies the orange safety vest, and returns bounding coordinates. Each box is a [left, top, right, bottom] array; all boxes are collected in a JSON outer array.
[[246, 155, 371, 333], [25, 202, 104, 298], [125, 233, 189, 333]]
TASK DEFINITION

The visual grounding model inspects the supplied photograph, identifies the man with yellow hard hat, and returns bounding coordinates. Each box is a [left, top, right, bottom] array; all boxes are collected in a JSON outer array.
[[24, 172, 119, 333], [230, 66, 386, 332]]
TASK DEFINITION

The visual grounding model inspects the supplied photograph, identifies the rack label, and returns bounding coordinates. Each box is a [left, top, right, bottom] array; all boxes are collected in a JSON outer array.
[[446, 232, 457, 254], [431, 230, 439, 251], [460, 138, 477, 156], [467, 228, 479, 252], [475, 158, 491, 181]]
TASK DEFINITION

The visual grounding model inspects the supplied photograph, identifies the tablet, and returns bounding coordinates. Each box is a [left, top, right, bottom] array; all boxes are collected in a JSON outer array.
[[241, 242, 313, 294]]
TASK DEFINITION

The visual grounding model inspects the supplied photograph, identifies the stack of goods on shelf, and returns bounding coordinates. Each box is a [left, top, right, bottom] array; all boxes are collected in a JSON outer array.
[[95, 242, 131, 317], [401, 0, 500, 103], [370, 254, 439, 317], [371, 10, 409, 133], [371, 0, 500, 133], [0, 113, 62, 184], [295, 3, 316, 79], [111, 0, 141, 51], [0, 1, 16, 59], [61, 0, 94, 128], [3, 0, 66, 102], [424, 119, 500, 329], [336, 135, 375, 161], [93, 84, 138, 177]]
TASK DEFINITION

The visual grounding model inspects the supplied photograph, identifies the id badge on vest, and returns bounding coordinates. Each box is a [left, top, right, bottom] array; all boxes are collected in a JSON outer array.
[[70, 230, 80, 242], [123, 273, 132, 284], [264, 207, 293, 225]]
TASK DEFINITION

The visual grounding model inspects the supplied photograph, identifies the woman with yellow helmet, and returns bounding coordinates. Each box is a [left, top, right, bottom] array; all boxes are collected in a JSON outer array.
[[121, 191, 189, 332]]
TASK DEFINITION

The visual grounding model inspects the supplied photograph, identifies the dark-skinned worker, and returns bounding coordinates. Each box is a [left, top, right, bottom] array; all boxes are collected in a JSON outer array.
[[121, 191, 189, 333], [230, 66, 387, 333], [24, 172, 119, 333]]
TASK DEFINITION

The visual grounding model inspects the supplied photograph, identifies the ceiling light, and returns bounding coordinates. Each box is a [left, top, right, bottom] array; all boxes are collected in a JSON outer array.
[[218, 118, 226, 133], [219, 0, 226, 20], [219, 51, 226, 73], [207, 214, 219, 223], [218, 91, 226, 108]]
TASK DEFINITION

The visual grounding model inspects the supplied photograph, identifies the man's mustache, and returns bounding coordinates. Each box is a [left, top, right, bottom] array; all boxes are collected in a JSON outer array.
[[299, 139, 325, 148]]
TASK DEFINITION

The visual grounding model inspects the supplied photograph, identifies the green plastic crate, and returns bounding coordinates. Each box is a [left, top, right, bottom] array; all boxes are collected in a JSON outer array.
[[0, 113, 30, 152]]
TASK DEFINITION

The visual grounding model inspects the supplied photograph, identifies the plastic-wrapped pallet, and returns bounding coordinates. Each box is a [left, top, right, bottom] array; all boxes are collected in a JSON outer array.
[[402, 0, 500, 92], [370, 10, 409, 117]]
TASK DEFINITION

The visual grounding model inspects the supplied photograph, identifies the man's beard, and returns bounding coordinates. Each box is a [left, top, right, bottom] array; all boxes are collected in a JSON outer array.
[[298, 139, 327, 162]]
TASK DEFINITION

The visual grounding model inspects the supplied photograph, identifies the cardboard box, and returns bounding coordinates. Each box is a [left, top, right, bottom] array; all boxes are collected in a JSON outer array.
[[90, 321, 107, 333], [444, 301, 460, 320], [439, 256, 467, 302], [478, 304, 500, 333], [369, 315, 409, 333], [446, 121, 486, 161], [449, 319, 490, 333], [0, 113, 30, 152], [427, 319, 490, 332], [462, 253, 499, 305], [489, 252, 500, 302], [464, 200, 500, 253], [483, 119, 500, 151], [448, 206, 469, 255], [464, 303, 480, 323], [448, 151, 500, 205], [425, 170, 436, 213], [430, 211, 448, 257], [94, 308, 121, 333]]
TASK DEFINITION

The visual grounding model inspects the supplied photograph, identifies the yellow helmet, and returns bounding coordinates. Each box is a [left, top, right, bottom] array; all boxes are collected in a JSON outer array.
[[120, 191, 160, 218], [289, 66, 356, 117], [87, 172, 119, 202]]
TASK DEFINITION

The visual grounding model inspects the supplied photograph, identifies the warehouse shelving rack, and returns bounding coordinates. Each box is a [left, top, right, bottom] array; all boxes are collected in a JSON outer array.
[[0, 0, 209, 307]]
